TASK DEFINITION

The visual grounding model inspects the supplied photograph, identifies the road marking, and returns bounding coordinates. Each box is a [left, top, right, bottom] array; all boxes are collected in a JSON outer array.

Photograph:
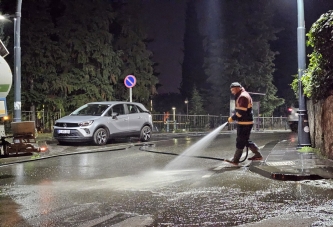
[[202, 174, 213, 178], [266, 161, 296, 166]]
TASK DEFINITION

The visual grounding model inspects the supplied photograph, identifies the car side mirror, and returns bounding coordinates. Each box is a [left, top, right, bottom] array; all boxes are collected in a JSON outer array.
[[112, 112, 119, 119]]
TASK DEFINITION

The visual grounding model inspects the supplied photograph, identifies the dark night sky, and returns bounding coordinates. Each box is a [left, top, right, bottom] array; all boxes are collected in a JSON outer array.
[[142, 0, 333, 97], [142, 0, 186, 94]]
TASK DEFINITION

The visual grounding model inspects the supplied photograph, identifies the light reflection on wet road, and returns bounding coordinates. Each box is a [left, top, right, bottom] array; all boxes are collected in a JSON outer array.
[[0, 132, 333, 226]]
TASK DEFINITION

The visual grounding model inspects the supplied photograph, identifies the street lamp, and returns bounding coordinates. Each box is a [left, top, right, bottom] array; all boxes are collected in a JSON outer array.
[[0, 0, 22, 122], [172, 107, 176, 122], [184, 98, 188, 130], [184, 98, 188, 118], [172, 107, 176, 132], [296, 0, 311, 147]]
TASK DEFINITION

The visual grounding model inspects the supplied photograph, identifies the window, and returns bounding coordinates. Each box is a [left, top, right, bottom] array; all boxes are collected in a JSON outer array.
[[127, 104, 138, 114], [112, 104, 125, 115]]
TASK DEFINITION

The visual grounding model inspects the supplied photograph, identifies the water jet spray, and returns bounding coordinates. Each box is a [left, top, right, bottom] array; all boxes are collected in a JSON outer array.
[[140, 122, 250, 170]]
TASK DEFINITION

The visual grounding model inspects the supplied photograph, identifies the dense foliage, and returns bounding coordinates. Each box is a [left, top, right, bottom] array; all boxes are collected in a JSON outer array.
[[182, 0, 284, 116], [0, 0, 158, 116], [180, 0, 206, 103], [292, 10, 333, 101]]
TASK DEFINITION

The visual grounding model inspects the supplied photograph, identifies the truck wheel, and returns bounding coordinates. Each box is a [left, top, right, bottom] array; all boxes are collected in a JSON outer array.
[[93, 128, 108, 145]]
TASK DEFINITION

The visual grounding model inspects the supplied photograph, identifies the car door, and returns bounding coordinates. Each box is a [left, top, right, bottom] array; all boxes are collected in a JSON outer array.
[[106, 104, 129, 135], [126, 104, 145, 132]]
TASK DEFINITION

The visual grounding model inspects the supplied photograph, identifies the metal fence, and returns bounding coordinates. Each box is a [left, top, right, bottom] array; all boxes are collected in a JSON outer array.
[[2, 112, 290, 134], [152, 114, 289, 132], [3, 111, 61, 133]]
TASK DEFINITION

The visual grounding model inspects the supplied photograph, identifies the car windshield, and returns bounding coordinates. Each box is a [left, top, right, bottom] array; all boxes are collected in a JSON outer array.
[[70, 104, 109, 116]]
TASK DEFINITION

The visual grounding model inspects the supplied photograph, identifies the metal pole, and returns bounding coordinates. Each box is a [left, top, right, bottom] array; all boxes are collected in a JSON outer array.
[[186, 103, 188, 118], [129, 87, 132, 102], [13, 0, 22, 122], [297, 0, 311, 147]]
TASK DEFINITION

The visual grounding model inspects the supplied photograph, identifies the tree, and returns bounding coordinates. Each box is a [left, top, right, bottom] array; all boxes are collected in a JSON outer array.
[[189, 87, 205, 115], [111, 0, 158, 107], [203, 0, 284, 115], [180, 0, 206, 102], [50, 0, 123, 113], [20, 0, 59, 116]]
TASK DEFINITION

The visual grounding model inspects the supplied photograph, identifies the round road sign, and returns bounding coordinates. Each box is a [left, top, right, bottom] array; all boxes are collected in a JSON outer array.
[[124, 75, 136, 88]]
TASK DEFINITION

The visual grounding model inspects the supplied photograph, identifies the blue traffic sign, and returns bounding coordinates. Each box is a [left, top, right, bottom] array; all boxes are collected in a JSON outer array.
[[124, 75, 136, 88]]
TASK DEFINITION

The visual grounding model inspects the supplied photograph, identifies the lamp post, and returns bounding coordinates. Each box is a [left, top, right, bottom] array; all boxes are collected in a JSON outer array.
[[184, 98, 188, 117], [172, 107, 176, 132], [14, 1, 22, 122], [184, 98, 188, 130], [297, 0, 311, 147], [172, 107, 176, 121]]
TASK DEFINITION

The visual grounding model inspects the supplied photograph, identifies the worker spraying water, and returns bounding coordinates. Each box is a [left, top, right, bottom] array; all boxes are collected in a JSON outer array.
[[143, 82, 263, 170], [225, 82, 262, 165]]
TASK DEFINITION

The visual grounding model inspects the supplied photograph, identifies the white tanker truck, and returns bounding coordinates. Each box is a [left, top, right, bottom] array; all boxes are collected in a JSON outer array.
[[0, 53, 12, 137], [0, 53, 46, 156]]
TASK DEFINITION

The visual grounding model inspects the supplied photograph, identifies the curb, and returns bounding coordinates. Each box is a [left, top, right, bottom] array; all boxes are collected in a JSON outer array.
[[249, 140, 333, 181]]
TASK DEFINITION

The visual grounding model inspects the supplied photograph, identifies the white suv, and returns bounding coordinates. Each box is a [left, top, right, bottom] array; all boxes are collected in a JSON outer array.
[[53, 101, 153, 145]]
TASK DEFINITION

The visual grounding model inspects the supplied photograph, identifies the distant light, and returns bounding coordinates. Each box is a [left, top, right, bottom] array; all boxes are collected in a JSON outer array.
[[0, 14, 11, 20], [288, 108, 292, 112], [40, 146, 48, 152]]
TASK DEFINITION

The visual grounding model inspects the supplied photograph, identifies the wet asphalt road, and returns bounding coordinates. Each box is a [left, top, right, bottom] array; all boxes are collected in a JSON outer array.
[[1, 131, 333, 226]]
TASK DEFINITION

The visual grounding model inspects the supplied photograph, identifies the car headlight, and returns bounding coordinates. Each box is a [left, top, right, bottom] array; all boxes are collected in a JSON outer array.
[[79, 120, 94, 127]]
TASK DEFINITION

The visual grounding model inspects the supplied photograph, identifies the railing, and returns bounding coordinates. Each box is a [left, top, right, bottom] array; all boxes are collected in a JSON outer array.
[[2, 112, 290, 133], [4, 111, 61, 133], [152, 114, 289, 132]]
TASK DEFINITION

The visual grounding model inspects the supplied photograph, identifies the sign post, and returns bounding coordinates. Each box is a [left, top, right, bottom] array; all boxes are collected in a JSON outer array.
[[124, 75, 136, 102]]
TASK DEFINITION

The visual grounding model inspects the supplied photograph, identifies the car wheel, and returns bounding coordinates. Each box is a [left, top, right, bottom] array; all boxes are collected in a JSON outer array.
[[93, 128, 109, 145], [140, 125, 151, 142]]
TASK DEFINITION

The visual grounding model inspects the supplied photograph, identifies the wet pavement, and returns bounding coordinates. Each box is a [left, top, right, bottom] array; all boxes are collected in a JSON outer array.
[[1, 131, 333, 181], [1, 132, 333, 226]]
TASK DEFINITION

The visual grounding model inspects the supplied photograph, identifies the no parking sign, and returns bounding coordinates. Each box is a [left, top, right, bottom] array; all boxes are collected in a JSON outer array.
[[124, 75, 136, 88], [124, 75, 136, 102]]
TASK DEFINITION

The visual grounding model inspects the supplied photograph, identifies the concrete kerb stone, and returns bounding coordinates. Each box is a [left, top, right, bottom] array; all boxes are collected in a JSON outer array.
[[249, 140, 333, 181]]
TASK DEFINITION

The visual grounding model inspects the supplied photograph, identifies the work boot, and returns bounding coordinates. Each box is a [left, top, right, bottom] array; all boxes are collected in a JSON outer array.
[[226, 149, 243, 165], [247, 143, 263, 161]]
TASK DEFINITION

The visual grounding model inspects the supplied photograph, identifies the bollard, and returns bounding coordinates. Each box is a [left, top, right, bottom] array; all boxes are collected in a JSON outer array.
[[166, 119, 169, 133]]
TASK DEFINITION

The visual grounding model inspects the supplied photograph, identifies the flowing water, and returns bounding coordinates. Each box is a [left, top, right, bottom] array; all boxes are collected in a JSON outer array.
[[164, 122, 228, 170]]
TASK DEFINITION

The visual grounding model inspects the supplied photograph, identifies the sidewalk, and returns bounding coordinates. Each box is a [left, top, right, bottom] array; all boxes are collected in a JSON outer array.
[[249, 139, 333, 180]]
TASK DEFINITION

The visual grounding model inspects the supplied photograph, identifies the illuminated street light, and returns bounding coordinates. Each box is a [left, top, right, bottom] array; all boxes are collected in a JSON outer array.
[[184, 98, 188, 118], [172, 107, 176, 132], [184, 98, 189, 130], [172, 107, 176, 122]]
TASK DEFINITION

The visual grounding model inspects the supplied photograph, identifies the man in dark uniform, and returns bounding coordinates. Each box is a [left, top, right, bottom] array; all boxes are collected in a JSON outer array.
[[227, 82, 262, 165]]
